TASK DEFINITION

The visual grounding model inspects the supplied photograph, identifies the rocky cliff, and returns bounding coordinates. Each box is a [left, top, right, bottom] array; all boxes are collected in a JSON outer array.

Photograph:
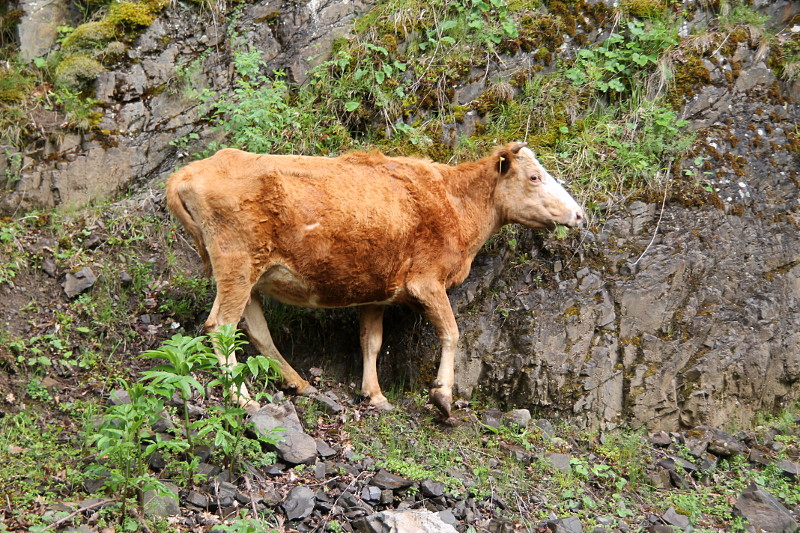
[[2, 0, 798, 431]]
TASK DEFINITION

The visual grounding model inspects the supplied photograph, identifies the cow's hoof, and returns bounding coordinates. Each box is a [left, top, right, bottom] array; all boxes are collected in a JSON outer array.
[[429, 388, 452, 419]]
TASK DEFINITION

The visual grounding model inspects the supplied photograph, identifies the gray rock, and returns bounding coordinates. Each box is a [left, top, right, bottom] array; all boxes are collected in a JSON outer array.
[[109, 389, 130, 405], [142, 482, 179, 518], [370, 469, 414, 491], [283, 485, 315, 521], [17, 0, 71, 61], [354, 510, 458, 533], [547, 453, 572, 474], [649, 431, 672, 447], [662, 507, 691, 529], [503, 409, 531, 428], [63, 267, 97, 298], [733, 483, 798, 533], [272, 430, 318, 465], [546, 516, 584, 533], [536, 419, 556, 440], [251, 402, 304, 434]]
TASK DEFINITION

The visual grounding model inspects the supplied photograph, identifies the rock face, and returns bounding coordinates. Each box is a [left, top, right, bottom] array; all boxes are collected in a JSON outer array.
[[1, 0, 373, 214], [16, 0, 72, 61]]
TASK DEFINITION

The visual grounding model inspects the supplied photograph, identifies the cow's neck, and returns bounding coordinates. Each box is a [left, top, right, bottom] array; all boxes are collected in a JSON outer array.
[[440, 157, 504, 258]]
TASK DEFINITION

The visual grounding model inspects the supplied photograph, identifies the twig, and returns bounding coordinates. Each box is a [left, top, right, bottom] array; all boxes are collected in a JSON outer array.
[[243, 474, 260, 518], [632, 166, 671, 266], [43, 498, 118, 530], [130, 507, 154, 533]]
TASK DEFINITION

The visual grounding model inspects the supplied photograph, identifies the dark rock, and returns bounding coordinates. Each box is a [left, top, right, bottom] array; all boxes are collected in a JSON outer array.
[[42, 257, 57, 278], [193, 445, 214, 462], [370, 469, 413, 491], [733, 483, 798, 532], [662, 507, 691, 529], [63, 267, 97, 298], [120, 271, 133, 286], [482, 408, 503, 431], [251, 402, 305, 434], [148, 451, 167, 471], [109, 389, 130, 405], [775, 460, 799, 478], [283, 486, 315, 521], [648, 431, 672, 447], [380, 489, 393, 505], [647, 526, 675, 533], [185, 490, 209, 509], [420, 479, 445, 498], [668, 470, 690, 490], [315, 438, 337, 458], [195, 462, 219, 479], [749, 445, 773, 466], [311, 392, 343, 414], [692, 426, 749, 457], [438, 509, 457, 527], [361, 485, 381, 502], [657, 456, 698, 473]]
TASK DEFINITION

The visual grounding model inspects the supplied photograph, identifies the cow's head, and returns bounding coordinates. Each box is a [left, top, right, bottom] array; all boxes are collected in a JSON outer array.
[[494, 142, 584, 229]]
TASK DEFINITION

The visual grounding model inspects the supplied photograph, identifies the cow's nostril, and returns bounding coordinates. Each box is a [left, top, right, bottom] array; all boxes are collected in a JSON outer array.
[[575, 210, 584, 224]]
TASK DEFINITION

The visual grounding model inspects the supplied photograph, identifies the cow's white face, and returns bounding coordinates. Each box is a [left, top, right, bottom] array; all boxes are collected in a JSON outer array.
[[496, 144, 584, 229]]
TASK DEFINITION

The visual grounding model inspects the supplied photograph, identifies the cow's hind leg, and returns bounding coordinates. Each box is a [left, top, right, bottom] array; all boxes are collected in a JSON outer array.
[[359, 305, 392, 410], [241, 294, 316, 396], [205, 266, 259, 411], [408, 281, 459, 422]]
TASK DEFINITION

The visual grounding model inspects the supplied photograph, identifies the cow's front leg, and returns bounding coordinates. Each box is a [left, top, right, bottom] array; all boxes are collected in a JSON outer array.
[[242, 295, 317, 397], [409, 281, 459, 422], [359, 305, 393, 410]]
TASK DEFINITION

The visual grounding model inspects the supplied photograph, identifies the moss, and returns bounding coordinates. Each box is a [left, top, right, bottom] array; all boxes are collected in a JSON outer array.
[[666, 54, 712, 109], [107, 1, 157, 29], [54, 55, 106, 90], [61, 21, 117, 55], [619, 0, 667, 19]]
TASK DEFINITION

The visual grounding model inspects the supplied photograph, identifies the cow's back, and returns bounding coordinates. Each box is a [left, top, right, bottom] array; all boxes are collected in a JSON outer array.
[[172, 149, 461, 308]]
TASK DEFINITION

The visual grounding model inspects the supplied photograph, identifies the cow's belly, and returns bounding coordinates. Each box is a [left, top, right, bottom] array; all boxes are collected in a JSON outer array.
[[255, 264, 399, 308]]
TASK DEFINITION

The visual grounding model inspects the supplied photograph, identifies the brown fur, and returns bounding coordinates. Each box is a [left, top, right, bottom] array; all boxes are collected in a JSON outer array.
[[166, 143, 583, 418]]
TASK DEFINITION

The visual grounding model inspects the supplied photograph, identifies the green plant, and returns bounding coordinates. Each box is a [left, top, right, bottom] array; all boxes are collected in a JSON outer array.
[[85, 381, 179, 519], [567, 19, 678, 95]]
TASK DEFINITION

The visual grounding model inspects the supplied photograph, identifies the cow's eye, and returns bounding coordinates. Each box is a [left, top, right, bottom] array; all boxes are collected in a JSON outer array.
[[530, 175, 541, 183]]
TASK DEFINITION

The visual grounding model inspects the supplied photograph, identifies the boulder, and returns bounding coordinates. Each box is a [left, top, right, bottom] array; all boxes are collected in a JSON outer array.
[[732, 483, 798, 533], [353, 510, 458, 533]]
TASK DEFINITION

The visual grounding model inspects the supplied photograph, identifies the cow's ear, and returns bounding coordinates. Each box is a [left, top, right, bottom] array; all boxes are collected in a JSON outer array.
[[498, 151, 512, 175]]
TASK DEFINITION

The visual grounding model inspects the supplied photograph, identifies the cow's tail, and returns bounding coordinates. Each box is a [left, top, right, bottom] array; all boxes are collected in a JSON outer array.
[[166, 172, 212, 276]]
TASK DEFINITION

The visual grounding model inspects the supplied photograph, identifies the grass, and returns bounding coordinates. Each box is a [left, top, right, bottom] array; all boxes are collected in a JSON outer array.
[[343, 396, 800, 531]]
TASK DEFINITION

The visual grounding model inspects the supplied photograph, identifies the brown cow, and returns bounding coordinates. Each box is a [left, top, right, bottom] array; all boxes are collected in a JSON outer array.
[[166, 142, 583, 420]]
